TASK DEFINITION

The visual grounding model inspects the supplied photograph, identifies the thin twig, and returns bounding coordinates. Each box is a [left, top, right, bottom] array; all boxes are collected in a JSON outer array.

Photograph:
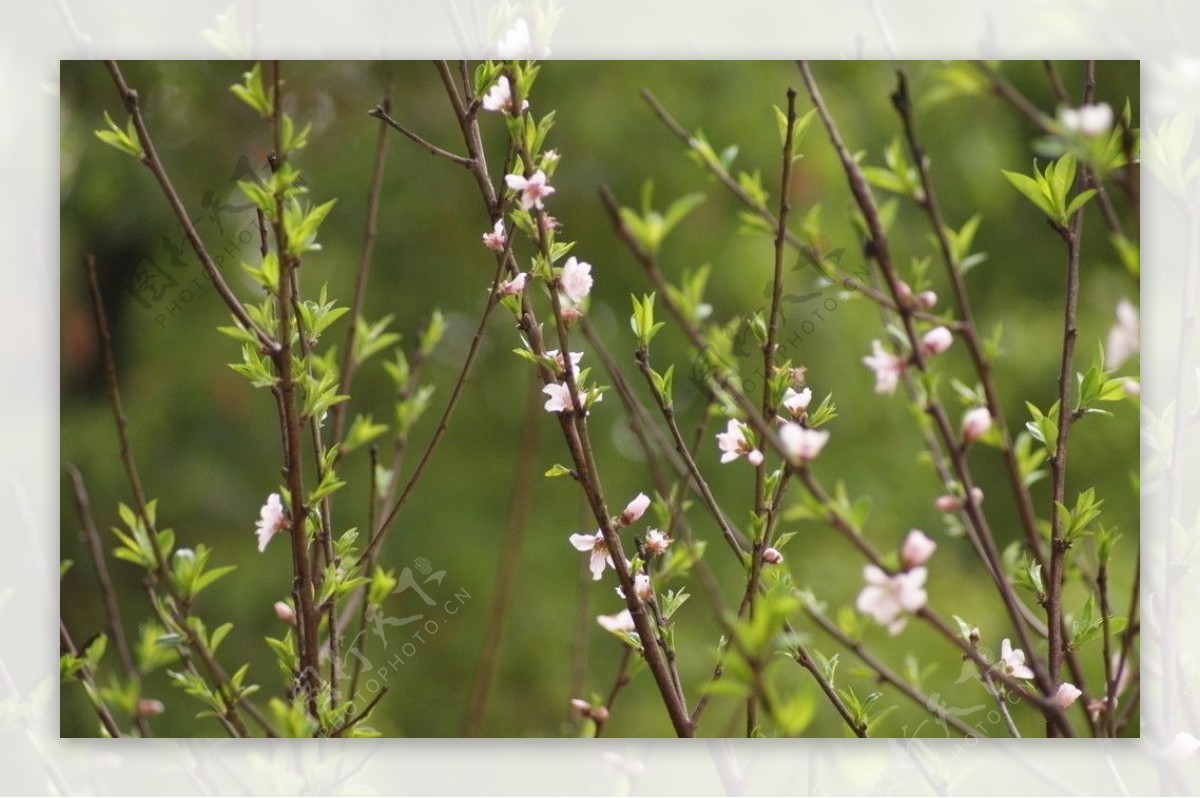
[[462, 374, 542, 736], [332, 77, 395, 450], [60, 621, 124, 737], [368, 105, 473, 168], [797, 60, 1047, 694], [102, 61, 275, 351], [66, 464, 151, 737], [267, 60, 322, 713]]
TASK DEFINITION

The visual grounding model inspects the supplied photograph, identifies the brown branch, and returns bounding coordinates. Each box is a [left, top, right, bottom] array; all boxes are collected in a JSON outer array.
[[891, 69, 1048, 568], [797, 60, 1048, 694], [266, 60, 321, 713], [102, 60, 275, 351], [368, 105, 473, 168], [84, 254, 276, 738]]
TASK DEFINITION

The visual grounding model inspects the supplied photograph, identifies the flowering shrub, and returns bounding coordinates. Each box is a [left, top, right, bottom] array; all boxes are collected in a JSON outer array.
[[61, 59, 1139, 738]]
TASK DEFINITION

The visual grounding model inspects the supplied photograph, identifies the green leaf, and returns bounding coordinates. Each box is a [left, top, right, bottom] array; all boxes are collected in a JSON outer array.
[[94, 111, 145, 159], [1002, 168, 1057, 221]]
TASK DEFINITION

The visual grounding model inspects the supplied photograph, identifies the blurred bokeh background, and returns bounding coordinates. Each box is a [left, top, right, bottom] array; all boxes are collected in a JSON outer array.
[[60, 60, 1139, 737]]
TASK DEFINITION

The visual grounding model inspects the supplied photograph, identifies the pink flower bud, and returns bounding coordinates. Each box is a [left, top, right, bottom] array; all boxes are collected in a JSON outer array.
[[747, 449, 764, 467], [137, 698, 165, 717], [274, 601, 296, 626], [762, 547, 784, 565], [961, 406, 993, 443], [895, 280, 914, 306], [934, 494, 961, 513], [900, 529, 937, 569], [916, 290, 938, 310], [591, 705, 610, 724], [569, 698, 591, 715], [1056, 682, 1083, 709], [921, 326, 953, 356], [935, 487, 983, 513], [619, 492, 651, 525], [560, 306, 582, 325]]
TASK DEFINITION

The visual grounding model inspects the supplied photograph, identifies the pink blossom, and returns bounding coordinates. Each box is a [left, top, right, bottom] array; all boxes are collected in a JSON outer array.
[[762, 547, 784, 565], [480, 76, 528, 114], [559, 257, 593, 304], [616, 572, 653, 602], [856, 565, 927, 635], [716, 419, 762, 465], [900, 529, 937, 569], [542, 383, 573, 413], [781, 387, 812, 419], [619, 492, 651, 525], [863, 340, 906, 395], [505, 169, 555, 210], [999, 638, 1035, 680], [921, 326, 953, 356], [546, 348, 583, 377], [482, 219, 507, 251], [597, 608, 636, 634], [1056, 682, 1083, 709], [961, 406, 992, 443], [255, 493, 287, 553], [543, 381, 599, 414], [499, 272, 527, 296], [569, 530, 614, 580], [916, 290, 938, 310], [779, 422, 829, 463], [643, 529, 672, 556]]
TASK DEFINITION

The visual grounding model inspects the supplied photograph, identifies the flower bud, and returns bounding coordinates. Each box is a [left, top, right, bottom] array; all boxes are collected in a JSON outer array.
[[762, 547, 784, 565], [895, 280, 914, 307], [747, 449, 764, 467], [1055, 682, 1083, 709], [619, 492, 651, 526], [916, 290, 938, 310], [921, 326, 953, 356], [137, 698, 165, 717], [560, 306, 582, 325], [274, 601, 296, 626], [961, 406, 993, 443], [934, 494, 961, 513], [900, 529, 937, 569], [569, 698, 591, 715]]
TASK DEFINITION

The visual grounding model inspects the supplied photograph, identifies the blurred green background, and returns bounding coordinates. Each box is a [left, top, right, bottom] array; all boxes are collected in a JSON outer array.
[[60, 60, 1139, 737]]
